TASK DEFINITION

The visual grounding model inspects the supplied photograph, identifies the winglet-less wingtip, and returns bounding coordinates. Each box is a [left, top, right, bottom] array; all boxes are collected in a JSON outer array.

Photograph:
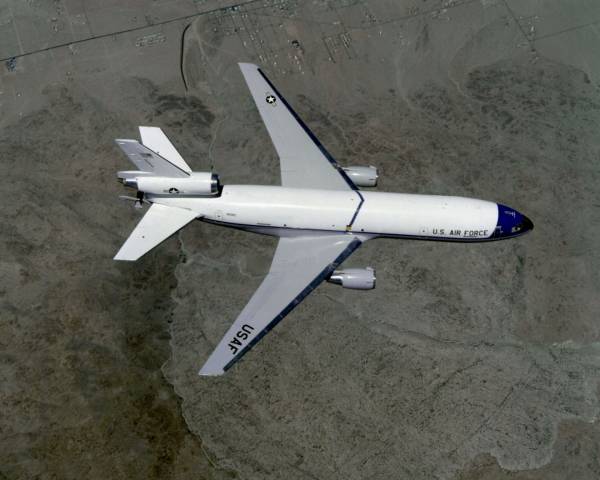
[[238, 62, 259, 72], [198, 364, 225, 377]]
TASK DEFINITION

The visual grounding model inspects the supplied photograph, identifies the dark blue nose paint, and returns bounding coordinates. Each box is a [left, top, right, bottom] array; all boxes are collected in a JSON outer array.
[[491, 204, 534, 239]]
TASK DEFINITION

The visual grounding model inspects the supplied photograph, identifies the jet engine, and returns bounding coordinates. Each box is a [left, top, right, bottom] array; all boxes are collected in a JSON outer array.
[[123, 172, 221, 196], [327, 267, 376, 290], [342, 165, 378, 187]]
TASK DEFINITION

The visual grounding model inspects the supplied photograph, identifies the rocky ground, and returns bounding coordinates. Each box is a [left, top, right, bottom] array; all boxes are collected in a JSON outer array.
[[1, 1, 599, 479]]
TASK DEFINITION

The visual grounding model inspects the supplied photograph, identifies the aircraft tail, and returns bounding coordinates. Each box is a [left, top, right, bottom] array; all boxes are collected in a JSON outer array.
[[115, 127, 192, 178], [114, 203, 197, 261]]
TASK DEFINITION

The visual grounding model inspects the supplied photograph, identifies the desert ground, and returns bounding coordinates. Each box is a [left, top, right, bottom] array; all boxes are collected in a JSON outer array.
[[1, 1, 599, 479]]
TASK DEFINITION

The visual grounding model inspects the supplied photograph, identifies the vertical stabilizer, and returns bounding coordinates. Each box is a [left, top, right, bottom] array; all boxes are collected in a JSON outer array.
[[139, 126, 192, 174]]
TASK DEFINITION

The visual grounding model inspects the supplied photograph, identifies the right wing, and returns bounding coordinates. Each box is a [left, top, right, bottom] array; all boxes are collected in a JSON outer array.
[[114, 203, 197, 261], [199, 234, 363, 375], [239, 63, 357, 191]]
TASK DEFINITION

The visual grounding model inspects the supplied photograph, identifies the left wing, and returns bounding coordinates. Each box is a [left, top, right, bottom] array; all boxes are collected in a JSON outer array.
[[199, 234, 363, 375], [239, 63, 357, 191]]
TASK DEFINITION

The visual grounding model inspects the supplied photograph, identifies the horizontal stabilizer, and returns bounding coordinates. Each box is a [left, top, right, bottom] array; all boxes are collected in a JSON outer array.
[[139, 126, 192, 174], [114, 203, 197, 261], [114, 139, 189, 178]]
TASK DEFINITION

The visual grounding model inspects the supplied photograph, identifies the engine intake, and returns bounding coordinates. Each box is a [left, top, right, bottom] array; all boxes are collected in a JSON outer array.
[[327, 267, 376, 290], [342, 165, 378, 187], [132, 172, 220, 196]]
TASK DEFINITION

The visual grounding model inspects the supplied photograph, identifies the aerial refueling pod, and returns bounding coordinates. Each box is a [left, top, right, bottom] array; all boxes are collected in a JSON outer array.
[[342, 165, 378, 187], [124, 172, 221, 196], [327, 267, 376, 290]]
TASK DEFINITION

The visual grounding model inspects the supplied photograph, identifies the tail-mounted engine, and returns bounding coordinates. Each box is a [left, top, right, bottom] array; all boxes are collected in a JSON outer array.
[[327, 267, 376, 290], [342, 165, 378, 187], [120, 171, 221, 196]]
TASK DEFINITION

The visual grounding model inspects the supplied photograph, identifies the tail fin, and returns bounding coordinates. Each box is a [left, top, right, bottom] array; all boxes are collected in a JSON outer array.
[[115, 127, 191, 178], [114, 203, 197, 261], [139, 127, 191, 174]]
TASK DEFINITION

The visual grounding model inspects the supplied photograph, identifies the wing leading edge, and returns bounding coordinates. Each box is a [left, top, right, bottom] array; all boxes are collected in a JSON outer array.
[[199, 234, 363, 375], [238, 62, 357, 191]]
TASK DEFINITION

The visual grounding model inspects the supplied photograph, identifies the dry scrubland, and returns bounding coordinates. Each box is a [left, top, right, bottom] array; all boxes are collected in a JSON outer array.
[[1, 1, 599, 479]]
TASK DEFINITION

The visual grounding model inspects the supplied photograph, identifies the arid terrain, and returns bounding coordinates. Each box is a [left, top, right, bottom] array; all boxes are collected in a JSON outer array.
[[1, 1, 599, 479]]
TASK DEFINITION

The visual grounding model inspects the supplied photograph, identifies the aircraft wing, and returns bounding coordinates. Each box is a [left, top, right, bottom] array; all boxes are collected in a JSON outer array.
[[199, 234, 363, 375], [114, 203, 197, 261], [238, 63, 357, 191]]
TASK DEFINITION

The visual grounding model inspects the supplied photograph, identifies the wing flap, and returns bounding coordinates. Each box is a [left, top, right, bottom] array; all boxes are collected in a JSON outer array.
[[238, 63, 356, 191], [199, 234, 362, 375], [114, 203, 197, 261]]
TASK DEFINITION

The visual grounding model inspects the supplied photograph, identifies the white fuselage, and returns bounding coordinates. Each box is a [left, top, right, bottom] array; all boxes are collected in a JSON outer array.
[[151, 185, 499, 241]]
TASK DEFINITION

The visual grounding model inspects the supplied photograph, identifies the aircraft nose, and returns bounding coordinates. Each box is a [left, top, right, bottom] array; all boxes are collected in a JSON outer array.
[[522, 215, 534, 232], [493, 204, 534, 238]]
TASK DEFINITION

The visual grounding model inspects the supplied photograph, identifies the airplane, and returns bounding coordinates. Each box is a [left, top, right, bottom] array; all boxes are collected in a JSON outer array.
[[113, 63, 533, 376]]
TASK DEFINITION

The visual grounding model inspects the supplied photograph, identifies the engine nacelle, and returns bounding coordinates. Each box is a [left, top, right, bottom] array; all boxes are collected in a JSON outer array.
[[327, 267, 376, 290], [134, 172, 220, 196], [342, 165, 378, 187]]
